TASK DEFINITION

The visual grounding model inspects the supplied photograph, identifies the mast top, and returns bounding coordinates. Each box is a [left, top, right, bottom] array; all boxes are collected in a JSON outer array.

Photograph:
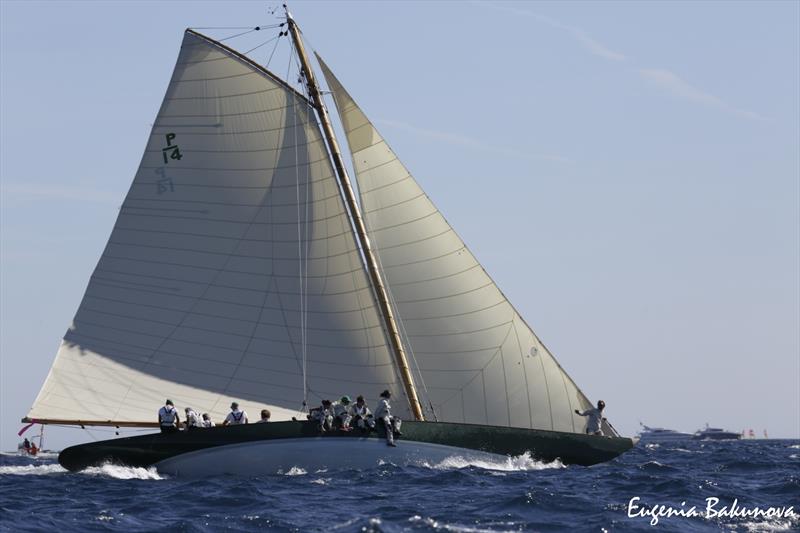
[[283, 4, 294, 23]]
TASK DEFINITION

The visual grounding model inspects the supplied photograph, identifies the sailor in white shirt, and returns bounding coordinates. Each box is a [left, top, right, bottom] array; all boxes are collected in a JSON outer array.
[[158, 399, 180, 433], [223, 402, 248, 426], [575, 400, 606, 436], [201, 413, 215, 428], [374, 390, 402, 446], [184, 407, 202, 430], [257, 409, 271, 423], [350, 395, 375, 430], [333, 396, 353, 430]]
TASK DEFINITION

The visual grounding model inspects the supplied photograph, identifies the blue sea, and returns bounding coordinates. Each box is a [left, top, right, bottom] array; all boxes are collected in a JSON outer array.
[[1, 439, 797, 532]]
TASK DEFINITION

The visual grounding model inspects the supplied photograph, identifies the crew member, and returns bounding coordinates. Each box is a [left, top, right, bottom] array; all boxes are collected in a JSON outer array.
[[374, 390, 402, 447], [350, 395, 375, 431], [333, 396, 353, 430], [223, 402, 248, 426], [158, 399, 180, 433], [575, 400, 606, 436], [184, 406, 202, 430], [201, 413, 215, 428], [309, 400, 334, 432], [257, 409, 271, 423]]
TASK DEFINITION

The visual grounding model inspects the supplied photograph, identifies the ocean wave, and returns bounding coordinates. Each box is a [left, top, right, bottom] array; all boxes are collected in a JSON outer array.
[[408, 515, 519, 533], [281, 466, 307, 476], [740, 518, 799, 532], [80, 463, 165, 480], [0, 463, 66, 476], [421, 451, 563, 472]]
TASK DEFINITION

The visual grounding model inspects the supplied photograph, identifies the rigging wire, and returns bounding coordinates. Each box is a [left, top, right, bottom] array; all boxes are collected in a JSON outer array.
[[284, 39, 310, 414], [243, 33, 283, 56], [260, 34, 283, 68], [217, 28, 260, 42], [190, 25, 280, 30]]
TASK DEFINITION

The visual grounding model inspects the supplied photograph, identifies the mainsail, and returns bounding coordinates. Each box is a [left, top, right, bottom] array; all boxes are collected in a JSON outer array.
[[26, 30, 410, 426], [318, 58, 602, 434]]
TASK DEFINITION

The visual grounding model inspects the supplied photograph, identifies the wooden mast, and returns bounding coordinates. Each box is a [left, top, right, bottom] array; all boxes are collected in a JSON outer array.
[[285, 9, 425, 421]]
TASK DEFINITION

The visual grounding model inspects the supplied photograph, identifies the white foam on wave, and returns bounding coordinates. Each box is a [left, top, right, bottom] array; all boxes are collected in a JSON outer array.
[[421, 451, 563, 472], [310, 477, 330, 485], [281, 466, 307, 476], [740, 518, 798, 533], [409, 515, 518, 533], [80, 464, 165, 480], [0, 463, 66, 476], [645, 443, 660, 449], [788, 444, 800, 449]]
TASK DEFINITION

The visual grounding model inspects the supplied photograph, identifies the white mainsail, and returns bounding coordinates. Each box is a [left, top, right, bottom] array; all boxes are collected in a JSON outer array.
[[26, 31, 409, 425], [318, 57, 599, 433]]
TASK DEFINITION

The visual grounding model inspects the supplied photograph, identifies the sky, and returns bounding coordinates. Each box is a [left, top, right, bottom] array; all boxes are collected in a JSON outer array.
[[1, 0, 798, 451]]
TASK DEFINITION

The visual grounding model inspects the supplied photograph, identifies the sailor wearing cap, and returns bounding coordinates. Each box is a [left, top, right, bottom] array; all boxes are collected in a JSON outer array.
[[223, 401, 248, 426], [374, 390, 402, 447], [158, 399, 180, 433], [201, 413, 215, 428], [333, 396, 353, 430]]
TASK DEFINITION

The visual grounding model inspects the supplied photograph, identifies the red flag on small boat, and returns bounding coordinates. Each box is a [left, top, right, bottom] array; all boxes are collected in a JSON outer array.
[[17, 421, 36, 436]]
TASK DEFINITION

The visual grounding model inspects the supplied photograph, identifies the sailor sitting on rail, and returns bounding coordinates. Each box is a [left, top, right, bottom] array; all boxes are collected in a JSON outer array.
[[374, 390, 402, 447], [158, 399, 180, 433], [201, 413, 215, 428], [223, 402, 248, 426], [257, 409, 271, 423], [308, 400, 334, 432], [333, 396, 353, 430], [184, 407, 202, 430], [575, 400, 606, 436], [350, 395, 376, 431]]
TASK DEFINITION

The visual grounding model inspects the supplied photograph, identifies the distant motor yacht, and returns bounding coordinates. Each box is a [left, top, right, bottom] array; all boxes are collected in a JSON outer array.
[[637, 423, 693, 443], [693, 424, 742, 440]]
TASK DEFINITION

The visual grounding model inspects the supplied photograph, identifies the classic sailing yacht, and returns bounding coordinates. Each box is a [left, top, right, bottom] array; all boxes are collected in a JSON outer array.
[[23, 10, 635, 475]]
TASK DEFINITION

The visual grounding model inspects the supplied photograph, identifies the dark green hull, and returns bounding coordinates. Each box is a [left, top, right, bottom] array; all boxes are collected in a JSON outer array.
[[58, 420, 635, 472]]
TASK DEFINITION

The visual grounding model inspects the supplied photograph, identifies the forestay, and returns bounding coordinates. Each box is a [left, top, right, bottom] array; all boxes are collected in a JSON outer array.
[[319, 57, 603, 434], [27, 31, 408, 426]]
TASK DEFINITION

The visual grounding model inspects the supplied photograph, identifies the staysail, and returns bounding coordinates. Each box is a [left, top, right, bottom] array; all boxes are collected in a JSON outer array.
[[319, 57, 603, 434], [26, 31, 409, 426]]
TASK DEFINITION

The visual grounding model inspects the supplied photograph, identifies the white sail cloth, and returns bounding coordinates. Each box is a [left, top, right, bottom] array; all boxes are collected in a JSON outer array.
[[27, 31, 408, 425], [319, 57, 597, 433]]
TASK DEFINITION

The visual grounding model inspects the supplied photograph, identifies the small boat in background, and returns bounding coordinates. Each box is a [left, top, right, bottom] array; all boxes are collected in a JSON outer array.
[[17, 440, 39, 456], [637, 423, 692, 443], [17, 425, 44, 456], [693, 424, 741, 440]]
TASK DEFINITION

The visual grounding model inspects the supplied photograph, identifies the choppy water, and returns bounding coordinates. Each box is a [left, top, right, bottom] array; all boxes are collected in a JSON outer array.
[[0, 440, 797, 532]]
